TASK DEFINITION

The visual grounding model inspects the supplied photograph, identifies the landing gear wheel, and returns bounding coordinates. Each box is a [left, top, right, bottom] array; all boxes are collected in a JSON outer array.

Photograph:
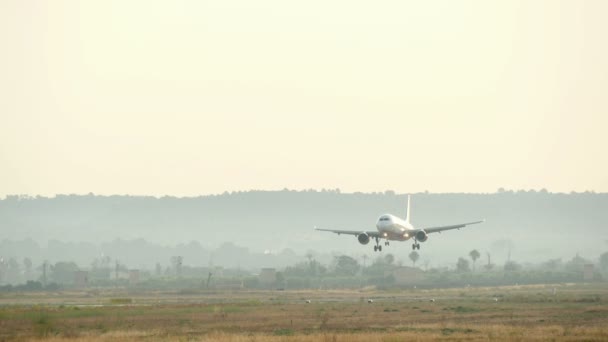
[[384, 241, 389, 246], [412, 244, 416, 250], [416, 243, 421, 250], [374, 245, 378, 252], [378, 245, 382, 252]]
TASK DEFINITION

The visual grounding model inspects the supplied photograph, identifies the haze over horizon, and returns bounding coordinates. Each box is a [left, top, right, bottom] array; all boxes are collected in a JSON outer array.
[[2, 191, 607, 268], [2, 188, 606, 199], [2, 1, 607, 197]]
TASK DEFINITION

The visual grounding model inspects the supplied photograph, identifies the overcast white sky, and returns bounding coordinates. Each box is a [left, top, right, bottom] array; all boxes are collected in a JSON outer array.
[[1, 1, 607, 196]]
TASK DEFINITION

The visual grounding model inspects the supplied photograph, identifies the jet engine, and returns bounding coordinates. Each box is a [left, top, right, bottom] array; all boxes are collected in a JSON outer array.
[[415, 230, 428, 242], [357, 233, 370, 245]]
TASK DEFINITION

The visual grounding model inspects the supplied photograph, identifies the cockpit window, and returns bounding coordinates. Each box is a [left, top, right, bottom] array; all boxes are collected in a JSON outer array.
[[379, 217, 390, 221]]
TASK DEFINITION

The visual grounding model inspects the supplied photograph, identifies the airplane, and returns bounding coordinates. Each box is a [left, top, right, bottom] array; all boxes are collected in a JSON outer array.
[[316, 195, 484, 252]]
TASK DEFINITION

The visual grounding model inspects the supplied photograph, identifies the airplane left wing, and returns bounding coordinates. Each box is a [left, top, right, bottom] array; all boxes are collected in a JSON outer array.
[[315, 228, 381, 237], [422, 220, 485, 234]]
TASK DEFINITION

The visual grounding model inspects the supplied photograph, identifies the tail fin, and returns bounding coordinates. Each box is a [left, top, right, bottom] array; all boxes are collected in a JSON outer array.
[[405, 194, 411, 223]]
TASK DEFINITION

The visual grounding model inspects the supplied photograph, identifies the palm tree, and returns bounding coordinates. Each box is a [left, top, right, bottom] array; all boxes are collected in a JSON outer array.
[[384, 253, 395, 265], [469, 249, 481, 271], [409, 251, 420, 267], [305, 251, 314, 265]]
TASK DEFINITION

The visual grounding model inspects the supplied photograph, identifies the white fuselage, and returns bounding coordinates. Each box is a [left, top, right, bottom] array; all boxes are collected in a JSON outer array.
[[376, 214, 416, 241]]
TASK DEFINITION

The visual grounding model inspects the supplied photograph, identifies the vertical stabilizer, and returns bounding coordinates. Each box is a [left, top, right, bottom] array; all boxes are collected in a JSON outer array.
[[405, 194, 411, 223]]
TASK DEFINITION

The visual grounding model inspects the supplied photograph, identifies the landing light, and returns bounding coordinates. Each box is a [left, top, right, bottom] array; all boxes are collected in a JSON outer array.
[[404, 233, 409, 238], [383, 233, 387, 237]]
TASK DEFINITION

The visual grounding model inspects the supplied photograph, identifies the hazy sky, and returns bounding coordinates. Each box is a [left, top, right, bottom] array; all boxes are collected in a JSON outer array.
[[1, 1, 607, 196]]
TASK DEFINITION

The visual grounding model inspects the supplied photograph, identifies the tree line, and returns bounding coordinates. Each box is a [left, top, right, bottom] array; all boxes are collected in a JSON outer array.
[[2, 250, 607, 291]]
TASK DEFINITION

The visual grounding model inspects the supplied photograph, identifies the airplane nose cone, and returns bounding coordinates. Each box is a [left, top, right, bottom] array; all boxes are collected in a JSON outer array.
[[376, 219, 389, 229]]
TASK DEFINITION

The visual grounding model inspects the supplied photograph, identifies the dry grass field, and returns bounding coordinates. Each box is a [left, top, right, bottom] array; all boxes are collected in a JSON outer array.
[[1, 283, 607, 341]]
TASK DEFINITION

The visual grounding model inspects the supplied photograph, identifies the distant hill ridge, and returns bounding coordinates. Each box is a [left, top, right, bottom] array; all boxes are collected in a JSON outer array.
[[1, 190, 607, 264]]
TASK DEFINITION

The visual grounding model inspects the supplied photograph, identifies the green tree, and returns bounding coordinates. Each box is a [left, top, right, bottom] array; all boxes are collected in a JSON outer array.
[[6, 258, 21, 284], [275, 271, 285, 288], [333, 255, 360, 276], [543, 258, 562, 271], [469, 249, 480, 271], [456, 257, 470, 273], [565, 253, 589, 272], [284, 261, 326, 277], [305, 251, 314, 264], [384, 253, 395, 265], [409, 251, 420, 267], [504, 261, 521, 272], [23, 257, 33, 279], [170, 256, 183, 277], [50, 262, 79, 284]]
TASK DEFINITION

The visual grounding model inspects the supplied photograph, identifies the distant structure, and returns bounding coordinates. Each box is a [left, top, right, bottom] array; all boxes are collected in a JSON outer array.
[[129, 270, 140, 285], [74, 271, 88, 288], [583, 264, 594, 281], [259, 268, 277, 287]]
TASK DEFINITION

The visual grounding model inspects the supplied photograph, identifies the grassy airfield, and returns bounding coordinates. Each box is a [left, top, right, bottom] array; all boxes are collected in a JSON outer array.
[[1, 283, 607, 341]]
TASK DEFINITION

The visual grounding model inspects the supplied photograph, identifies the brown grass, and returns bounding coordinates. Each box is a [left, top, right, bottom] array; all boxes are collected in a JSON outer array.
[[2, 283, 607, 341], [23, 326, 608, 342]]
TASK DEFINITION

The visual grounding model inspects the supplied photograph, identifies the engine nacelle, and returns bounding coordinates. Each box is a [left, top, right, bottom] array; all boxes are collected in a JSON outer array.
[[415, 230, 428, 242], [357, 233, 370, 245]]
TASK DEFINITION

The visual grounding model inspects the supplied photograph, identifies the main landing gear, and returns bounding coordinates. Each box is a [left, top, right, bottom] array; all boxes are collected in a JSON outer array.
[[412, 241, 421, 250], [373, 237, 383, 252]]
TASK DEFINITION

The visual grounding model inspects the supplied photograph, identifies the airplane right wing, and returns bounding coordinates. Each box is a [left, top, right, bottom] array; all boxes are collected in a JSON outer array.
[[315, 228, 381, 237], [422, 220, 485, 234]]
